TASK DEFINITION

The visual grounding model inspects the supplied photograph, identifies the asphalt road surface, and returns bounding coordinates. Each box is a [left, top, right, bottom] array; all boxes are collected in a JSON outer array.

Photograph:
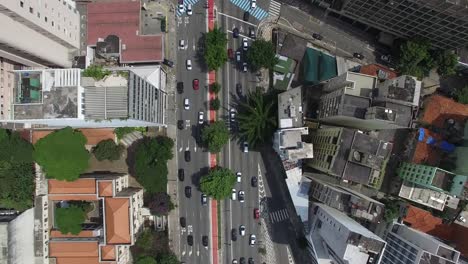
[[176, 2, 211, 263]]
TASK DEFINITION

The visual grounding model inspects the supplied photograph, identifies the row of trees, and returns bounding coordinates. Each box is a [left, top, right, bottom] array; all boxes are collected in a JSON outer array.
[[132, 229, 179, 264]]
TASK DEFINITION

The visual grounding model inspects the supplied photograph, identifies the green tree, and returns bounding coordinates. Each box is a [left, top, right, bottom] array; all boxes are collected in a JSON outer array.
[[200, 167, 236, 200], [237, 89, 277, 147], [201, 121, 229, 153], [147, 192, 175, 215], [246, 39, 278, 71], [157, 253, 179, 264], [397, 38, 435, 79], [210, 98, 220, 110], [210, 82, 221, 94], [455, 86, 468, 104], [56, 205, 87, 235], [135, 136, 174, 193], [382, 199, 400, 223], [204, 27, 228, 71], [434, 50, 458, 77], [82, 64, 111, 80], [34, 127, 90, 181], [136, 230, 154, 252], [92, 139, 124, 161], [114, 127, 146, 140], [137, 256, 157, 264]]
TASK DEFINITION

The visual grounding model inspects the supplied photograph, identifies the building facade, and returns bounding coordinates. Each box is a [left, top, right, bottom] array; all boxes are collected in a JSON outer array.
[[313, 0, 468, 50], [0, 0, 80, 67], [382, 222, 461, 264]]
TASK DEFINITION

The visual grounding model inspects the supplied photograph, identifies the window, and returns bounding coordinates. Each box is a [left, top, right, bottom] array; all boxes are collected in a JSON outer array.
[[29, 7, 33, 14], [20, 1, 24, 7], [37, 12, 40, 18], [52, 21, 54, 27], [44, 16, 47, 22]]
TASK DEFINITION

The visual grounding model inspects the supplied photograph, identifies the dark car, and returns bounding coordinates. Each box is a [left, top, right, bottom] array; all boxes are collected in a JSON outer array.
[[163, 58, 174, 68], [231, 228, 237, 241], [251, 176, 257, 187], [177, 120, 184, 130], [353, 52, 364, 59], [178, 169, 185, 181], [240, 257, 246, 264], [312, 33, 323, 40], [254, 208, 259, 219], [236, 83, 242, 96], [193, 79, 199, 90], [185, 186, 192, 198], [248, 258, 254, 264], [233, 28, 239, 38], [202, 235, 208, 248], [243, 11, 250, 21], [185, 150, 191, 162], [177, 82, 184, 94], [249, 27, 256, 39], [228, 48, 234, 59], [180, 217, 186, 227], [187, 235, 193, 246]]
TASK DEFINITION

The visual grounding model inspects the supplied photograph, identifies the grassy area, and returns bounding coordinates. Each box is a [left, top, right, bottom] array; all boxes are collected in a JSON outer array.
[[114, 127, 147, 140], [217, 201, 221, 250], [373, 158, 389, 190]]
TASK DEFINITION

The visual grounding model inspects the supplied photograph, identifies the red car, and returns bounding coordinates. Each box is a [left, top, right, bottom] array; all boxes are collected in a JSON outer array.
[[228, 48, 233, 59], [193, 79, 199, 90], [254, 208, 260, 219]]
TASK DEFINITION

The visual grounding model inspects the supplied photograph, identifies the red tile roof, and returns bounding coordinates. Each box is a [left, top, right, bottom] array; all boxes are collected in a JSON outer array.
[[105, 198, 131, 244], [87, 1, 163, 63], [48, 179, 97, 194], [49, 241, 99, 258], [98, 181, 114, 197], [359, 64, 397, 80], [50, 230, 96, 239], [100, 245, 116, 261]]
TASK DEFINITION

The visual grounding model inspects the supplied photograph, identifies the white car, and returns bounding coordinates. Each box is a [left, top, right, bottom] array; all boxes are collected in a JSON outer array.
[[251, 0, 256, 9], [238, 190, 245, 203], [198, 111, 204, 124], [236, 172, 241, 183], [239, 225, 246, 236], [231, 189, 237, 200], [184, 98, 190, 110], [230, 108, 236, 121], [242, 62, 248, 72], [178, 4, 184, 13], [179, 39, 185, 49], [249, 234, 256, 246], [243, 142, 249, 153], [186, 59, 192, 70], [186, 4, 193, 15], [242, 38, 248, 51]]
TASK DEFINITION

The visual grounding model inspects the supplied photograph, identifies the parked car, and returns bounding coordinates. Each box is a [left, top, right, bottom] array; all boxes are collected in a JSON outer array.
[[201, 194, 208, 205], [249, 234, 256, 246], [184, 98, 190, 110], [380, 54, 392, 63], [185, 150, 191, 162], [240, 258, 246, 264], [312, 33, 323, 40], [249, 27, 256, 39], [243, 11, 250, 21], [251, 176, 257, 187], [233, 28, 239, 38], [248, 258, 254, 264], [186, 4, 192, 15], [238, 190, 245, 203], [236, 51, 241, 62], [180, 217, 186, 227], [242, 62, 248, 72], [239, 225, 246, 236], [178, 0, 184, 13], [458, 215, 467, 223], [193, 79, 199, 90], [231, 188, 237, 200], [186, 59, 192, 70], [232, 259, 238, 264], [254, 208, 259, 219], [353, 52, 364, 59], [243, 142, 249, 153], [228, 48, 234, 59], [163, 59, 174, 68], [187, 234, 193, 246], [178, 169, 185, 181], [185, 186, 192, 198], [236, 172, 242, 183], [198, 111, 204, 124], [202, 235, 209, 248], [242, 38, 248, 51], [232, 228, 238, 241], [177, 120, 184, 130], [251, 0, 256, 8], [177, 82, 184, 94]]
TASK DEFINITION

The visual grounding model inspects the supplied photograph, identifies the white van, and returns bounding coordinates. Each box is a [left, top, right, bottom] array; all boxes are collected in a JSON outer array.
[[231, 188, 237, 200]]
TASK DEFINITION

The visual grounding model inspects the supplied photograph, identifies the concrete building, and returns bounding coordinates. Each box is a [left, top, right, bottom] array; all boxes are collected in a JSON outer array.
[[398, 162, 468, 196], [382, 222, 461, 264], [46, 173, 144, 264], [0, 0, 80, 67], [312, 0, 468, 50], [306, 127, 392, 189], [309, 178, 384, 224], [273, 127, 314, 161], [398, 181, 460, 211], [318, 72, 420, 130], [278, 86, 303, 128], [0, 57, 23, 120], [1, 67, 167, 127], [306, 202, 386, 264]]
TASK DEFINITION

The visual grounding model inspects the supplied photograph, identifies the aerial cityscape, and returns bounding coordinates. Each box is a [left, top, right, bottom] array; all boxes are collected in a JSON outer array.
[[0, 0, 467, 264]]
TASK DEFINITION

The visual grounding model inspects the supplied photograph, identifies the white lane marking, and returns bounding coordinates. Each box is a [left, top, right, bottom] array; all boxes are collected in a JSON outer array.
[[193, 37, 196, 51], [182, 245, 186, 256], [218, 11, 257, 27], [194, 144, 197, 152]]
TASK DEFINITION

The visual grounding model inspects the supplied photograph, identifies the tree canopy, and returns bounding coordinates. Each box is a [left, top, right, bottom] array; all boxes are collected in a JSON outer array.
[[210, 98, 221, 110], [147, 192, 175, 215], [136, 256, 157, 264], [56, 204, 87, 235], [204, 27, 228, 71], [382, 199, 400, 223], [82, 64, 111, 80], [201, 121, 229, 153], [434, 50, 458, 77], [210, 82, 221, 94], [246, 39, 278, 71], [0, 129, 34, 210], [200, 167, 236, 200], [455, 86, 468, 104], [157, 253, 179, 264], [135, 136, 174, 193], [34, 127, 90, 181], [93, 139, 124, 161], [237, 89, 277, 147]]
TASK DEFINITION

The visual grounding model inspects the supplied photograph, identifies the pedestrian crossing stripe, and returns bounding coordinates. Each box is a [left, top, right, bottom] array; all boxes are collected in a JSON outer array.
[[229, 0, 269, 20], [176, 0, 201, 17], [269, 208, 289, 223], [268, 0, 281, 18]]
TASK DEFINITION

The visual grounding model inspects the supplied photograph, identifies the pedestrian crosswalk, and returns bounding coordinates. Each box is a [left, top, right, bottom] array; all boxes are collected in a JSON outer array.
[[176, 0, 201, 17], [268, 0, 281, 19], [269, 208, 289, 224], [229, 0, 269, 21]]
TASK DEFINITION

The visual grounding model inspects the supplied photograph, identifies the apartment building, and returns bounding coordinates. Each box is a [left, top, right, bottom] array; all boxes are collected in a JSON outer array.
[[46, 173, 144, 264], [382, 222, 461, 264], [312, 0, 468, 50], [1, 67, 167, 127], [306, 202, 386, 264], [0, 0, 80, 67]]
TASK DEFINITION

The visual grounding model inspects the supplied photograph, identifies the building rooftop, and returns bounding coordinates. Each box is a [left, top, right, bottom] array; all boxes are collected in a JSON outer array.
[[278, 87, 303, 128], [376, 75, 421, 106], [358, 64, 397, 80], [398, 181, 457, 211], [87, 1, 163, 63], [0, 208, 36, 264]]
